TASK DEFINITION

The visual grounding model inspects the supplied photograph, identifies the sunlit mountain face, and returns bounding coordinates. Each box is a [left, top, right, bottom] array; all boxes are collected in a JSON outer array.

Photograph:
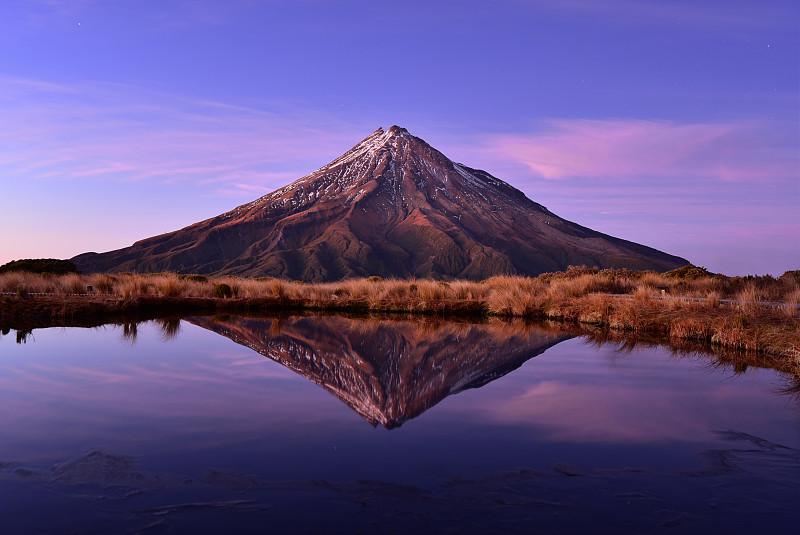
[[73, 126, 687, 280]]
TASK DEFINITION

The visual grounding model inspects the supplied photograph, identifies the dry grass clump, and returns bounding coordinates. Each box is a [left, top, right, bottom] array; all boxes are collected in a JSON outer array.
[[60, 273, 86, 295], [117, 275, 151, 299], [638, 272, 669, 290], [417, 280, 449, 301], [231, 277, 274, 298], [90, 273, 115, 294], [781, 290, 800, 318], [735, 283, 763, 315], [151, 274, 186, 297], [450, 279, 484, 300], [286, 277, 490, 311], [606, 299, 647, 331], [709, 316, 753, 351], [576, 293, 612, 325], [704, 291, 721, 309], [0, 271, 53, 294], [485, 286, 531, 316], [669, 316, 714, 342], [0, 272, 24, 293], [385, 279, 416, 299], [632, 285, 656, 303], [547, 274, 598, 300], [268, 278, 286, 298], [482, 276, 545, 316], [685, 276, 726, 296]]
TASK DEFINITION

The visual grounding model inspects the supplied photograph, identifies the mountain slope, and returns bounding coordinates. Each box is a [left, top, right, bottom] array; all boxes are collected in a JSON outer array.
[[73, 126, 688, 280]]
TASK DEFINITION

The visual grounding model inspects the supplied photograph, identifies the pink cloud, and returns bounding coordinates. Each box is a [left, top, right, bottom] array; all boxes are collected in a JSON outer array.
[[487, 119, 797, 182], [442, 342, 790, 444], [485, 380, 708, 443]]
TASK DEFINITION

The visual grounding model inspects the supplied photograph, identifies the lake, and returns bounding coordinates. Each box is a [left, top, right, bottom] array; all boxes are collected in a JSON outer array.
[[1, 314, 798, 534]]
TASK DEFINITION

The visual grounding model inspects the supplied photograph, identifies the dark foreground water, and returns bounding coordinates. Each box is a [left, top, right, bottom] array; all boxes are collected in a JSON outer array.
[[0, 315, 798, 534]]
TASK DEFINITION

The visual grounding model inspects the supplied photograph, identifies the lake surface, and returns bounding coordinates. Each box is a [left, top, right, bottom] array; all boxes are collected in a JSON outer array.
[[1, 315, 798, 534]]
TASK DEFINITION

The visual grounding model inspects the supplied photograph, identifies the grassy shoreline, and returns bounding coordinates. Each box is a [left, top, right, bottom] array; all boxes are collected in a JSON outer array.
[[1, 268, 798, 367]]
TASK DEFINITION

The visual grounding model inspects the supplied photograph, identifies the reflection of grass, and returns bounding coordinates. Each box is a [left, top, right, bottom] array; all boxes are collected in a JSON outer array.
[[120, 322, 138, 344], [581, 328, 800, 400], [1, 267, 798, 364], [156, 318, 181, 341]]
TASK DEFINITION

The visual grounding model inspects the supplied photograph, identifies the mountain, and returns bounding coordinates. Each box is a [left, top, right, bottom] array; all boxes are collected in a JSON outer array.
[[186, 314, 572, 428], [72, 126, 688, 280]]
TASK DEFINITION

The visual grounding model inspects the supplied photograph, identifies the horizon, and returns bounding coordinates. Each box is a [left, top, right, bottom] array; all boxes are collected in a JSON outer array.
[[2, 1, 798, 276]]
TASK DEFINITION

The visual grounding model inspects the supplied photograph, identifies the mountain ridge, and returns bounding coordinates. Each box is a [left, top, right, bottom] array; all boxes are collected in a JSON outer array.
[[72, 125, 688, 280]]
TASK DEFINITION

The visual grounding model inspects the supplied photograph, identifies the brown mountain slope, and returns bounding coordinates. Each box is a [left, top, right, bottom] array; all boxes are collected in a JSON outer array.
[[186, 315, 571, 428], [72, 126, 688, 280]]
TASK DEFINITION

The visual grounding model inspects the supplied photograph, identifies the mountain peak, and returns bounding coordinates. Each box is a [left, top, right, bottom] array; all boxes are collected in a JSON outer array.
[[316, 125, 420, 174], [72, 127, 689, 280], [364, 124, 414, 146], [386, 124, 411, 138]]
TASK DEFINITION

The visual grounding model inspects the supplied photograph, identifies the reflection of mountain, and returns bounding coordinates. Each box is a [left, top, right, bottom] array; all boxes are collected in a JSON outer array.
[[187, 315, 571, 428]]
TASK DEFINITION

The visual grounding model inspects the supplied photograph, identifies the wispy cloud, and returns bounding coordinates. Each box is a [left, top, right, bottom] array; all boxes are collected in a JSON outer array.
[[0, 76, 371, 195], [486, 118, 798, 182], [0, 75, 385, 263]]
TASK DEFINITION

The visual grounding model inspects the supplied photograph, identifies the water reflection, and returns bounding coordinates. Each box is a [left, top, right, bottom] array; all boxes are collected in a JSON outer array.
[[185, 315, 572, 428], [1, 314, 798, 533], [580, 328, 800, 400], [2, 313, 797, 428]]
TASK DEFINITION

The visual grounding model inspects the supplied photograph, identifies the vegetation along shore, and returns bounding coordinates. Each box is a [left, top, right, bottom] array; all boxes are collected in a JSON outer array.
[[1, 264, 798, 369]]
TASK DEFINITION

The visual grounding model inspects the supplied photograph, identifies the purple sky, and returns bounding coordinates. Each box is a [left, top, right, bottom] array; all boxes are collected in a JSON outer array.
[[1, 0, 797, 276]]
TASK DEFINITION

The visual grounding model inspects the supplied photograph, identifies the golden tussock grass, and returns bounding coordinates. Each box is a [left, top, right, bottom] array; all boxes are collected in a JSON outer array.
[[2, 269, 798, 363]]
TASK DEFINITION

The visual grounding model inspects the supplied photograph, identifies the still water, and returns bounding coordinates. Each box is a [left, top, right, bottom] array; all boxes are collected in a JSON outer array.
[[1, 315, 798, 534]]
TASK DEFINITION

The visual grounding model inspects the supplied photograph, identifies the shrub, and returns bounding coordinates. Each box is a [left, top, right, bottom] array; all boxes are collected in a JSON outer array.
[[0, 258, 79, 275], [213, 283, 233, 298], [664, 264, 715, 280], [780, 270, 800, 285]]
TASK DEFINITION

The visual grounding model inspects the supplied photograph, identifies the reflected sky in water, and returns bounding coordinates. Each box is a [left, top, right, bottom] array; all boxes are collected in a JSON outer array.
[[0, 316, 798, 533], [1, 319, 797, 457]]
